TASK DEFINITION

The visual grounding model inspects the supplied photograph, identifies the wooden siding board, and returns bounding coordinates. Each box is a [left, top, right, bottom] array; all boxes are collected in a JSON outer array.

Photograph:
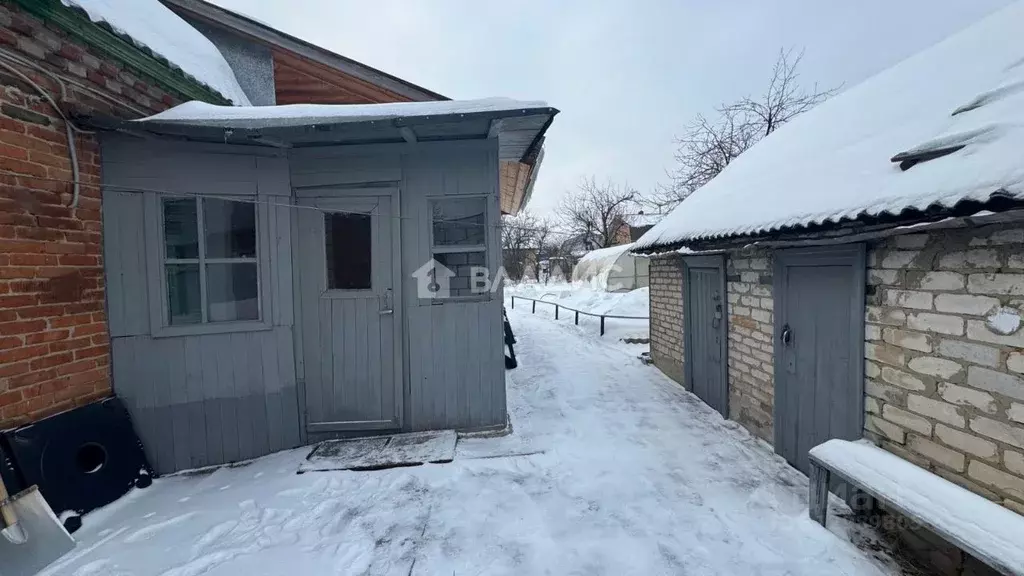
[[183, 337, 209, 468], [168, 339, 192, 472]]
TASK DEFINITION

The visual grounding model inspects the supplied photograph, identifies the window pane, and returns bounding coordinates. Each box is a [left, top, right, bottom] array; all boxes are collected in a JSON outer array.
[[207, 263, 259, 322], [325, 213, 372, 290], [167, 264, 201, 325], [163, 199, 198, 259], [204, 198, 256, 259], [431, 198, 486, 246], [435, 250, 487, 298]]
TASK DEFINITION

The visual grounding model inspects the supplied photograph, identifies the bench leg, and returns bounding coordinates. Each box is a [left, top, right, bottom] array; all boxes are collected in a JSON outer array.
[[809, 463, 830, 528]]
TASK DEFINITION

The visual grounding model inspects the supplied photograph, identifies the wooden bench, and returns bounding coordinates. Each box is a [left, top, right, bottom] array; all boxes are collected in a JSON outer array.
[[808, 439, 1024, 576]]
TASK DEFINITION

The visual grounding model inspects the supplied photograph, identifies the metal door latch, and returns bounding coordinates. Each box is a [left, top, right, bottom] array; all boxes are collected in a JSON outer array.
[[780, 324, 793, 344], [380, 289, 394, 315]]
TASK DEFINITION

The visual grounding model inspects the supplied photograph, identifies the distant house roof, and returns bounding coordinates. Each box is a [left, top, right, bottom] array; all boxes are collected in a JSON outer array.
[[635, 1, 1024, 251], [161, 0, 447, 103], [62, 0, 250, 104]]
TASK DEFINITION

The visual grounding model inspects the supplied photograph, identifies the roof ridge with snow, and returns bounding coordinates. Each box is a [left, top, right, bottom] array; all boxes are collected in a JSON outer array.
[[634, 1, 1024, 250], [62, 0, 251, 105]]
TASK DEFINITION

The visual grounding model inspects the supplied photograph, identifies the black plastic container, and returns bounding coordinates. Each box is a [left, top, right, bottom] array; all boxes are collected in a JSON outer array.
[[1, 397, 154, 519]]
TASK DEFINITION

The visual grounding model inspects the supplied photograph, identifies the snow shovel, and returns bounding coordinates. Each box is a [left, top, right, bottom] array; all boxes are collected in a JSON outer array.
[[0, 477, 75, 576]]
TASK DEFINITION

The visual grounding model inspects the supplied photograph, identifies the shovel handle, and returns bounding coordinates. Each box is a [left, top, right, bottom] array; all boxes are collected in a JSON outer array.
[[0, 475, 18, 529]]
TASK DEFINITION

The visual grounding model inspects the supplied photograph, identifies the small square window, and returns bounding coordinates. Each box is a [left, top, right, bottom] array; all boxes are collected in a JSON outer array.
[[430, 197, 489, 300], [432, 198, 486, 247], [161, 197, 260, 325], [325, 212, 372, 290]]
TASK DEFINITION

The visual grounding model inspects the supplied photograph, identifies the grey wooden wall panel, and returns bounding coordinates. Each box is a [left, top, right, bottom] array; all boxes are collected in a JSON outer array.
[[289, 148, 402, 189], [109, 327, 300, 474], [101, 137, 301, 474], [399, 141, 507, 431], [102, 191, 149, 337]]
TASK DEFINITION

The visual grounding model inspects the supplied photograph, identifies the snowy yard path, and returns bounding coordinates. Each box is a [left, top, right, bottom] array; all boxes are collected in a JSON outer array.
[[45, 308, 896, 576]]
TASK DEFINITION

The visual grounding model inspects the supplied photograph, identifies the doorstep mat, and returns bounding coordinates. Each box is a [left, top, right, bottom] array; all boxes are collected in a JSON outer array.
[[299, 430, 456, 473]]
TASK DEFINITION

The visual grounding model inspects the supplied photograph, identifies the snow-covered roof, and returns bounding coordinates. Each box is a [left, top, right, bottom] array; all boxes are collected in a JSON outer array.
[[635, 1, 1024, 250], [63, 0, 251, 105], [135, 98, 550, 128]]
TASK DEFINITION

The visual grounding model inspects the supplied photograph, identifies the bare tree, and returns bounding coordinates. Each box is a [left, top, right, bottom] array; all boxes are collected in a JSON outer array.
[[501, 211, 542, 281], [652, 49, 839, 210], [557, 177, 638, 249]]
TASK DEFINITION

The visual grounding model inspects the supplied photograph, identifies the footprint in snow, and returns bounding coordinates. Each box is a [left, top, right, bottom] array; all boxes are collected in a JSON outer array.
[[123, 512, 199, 544]]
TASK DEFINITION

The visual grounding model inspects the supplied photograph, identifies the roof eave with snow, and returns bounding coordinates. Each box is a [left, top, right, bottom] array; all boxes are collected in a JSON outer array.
[[85, 98, 559, 164]]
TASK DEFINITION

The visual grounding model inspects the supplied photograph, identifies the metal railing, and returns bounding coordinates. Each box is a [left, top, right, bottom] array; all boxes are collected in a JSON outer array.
[[509, 295, 648, 336]]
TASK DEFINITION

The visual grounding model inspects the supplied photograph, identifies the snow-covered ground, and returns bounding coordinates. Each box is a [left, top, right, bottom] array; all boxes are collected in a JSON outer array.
[[43, 308, 900, 576], [505, 282, 650, 346]]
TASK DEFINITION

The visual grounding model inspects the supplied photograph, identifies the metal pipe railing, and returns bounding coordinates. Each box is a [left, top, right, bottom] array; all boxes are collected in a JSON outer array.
[[509, 295, 648, 336]]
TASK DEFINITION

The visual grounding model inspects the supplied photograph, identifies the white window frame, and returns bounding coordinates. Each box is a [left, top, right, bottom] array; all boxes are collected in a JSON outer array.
[[145, 192, 273, 338], [428, 195, 491, 303]]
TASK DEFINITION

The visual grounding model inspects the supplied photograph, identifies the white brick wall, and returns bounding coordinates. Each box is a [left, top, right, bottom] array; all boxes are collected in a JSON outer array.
[[726, 250, 774, 441], [648, 255, 685, 384], [865, 224, 1024, 513]]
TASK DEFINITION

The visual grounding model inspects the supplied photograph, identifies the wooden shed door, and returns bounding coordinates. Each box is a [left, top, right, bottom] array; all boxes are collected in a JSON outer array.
[[684, 256, 728, 417], [774, 245, 865, 474], [297, 194, 402, 434]]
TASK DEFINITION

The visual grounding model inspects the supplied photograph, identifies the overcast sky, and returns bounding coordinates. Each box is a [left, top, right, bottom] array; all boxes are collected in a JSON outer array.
[[212, 0, 1011, 215]]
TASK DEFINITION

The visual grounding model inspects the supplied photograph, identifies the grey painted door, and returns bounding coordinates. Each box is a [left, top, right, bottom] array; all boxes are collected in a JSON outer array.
[[774, 245, 865, 474], [684, 256, 728, 417], [297, 194, 401, 433]]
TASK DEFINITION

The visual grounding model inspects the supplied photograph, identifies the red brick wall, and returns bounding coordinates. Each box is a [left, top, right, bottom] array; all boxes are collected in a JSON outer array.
[[0, 2, 193, 427]]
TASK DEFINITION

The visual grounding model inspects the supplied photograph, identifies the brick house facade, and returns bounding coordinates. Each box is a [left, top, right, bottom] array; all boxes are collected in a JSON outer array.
[[646, 222, 1024, 573], [0, 1, 210, 428]]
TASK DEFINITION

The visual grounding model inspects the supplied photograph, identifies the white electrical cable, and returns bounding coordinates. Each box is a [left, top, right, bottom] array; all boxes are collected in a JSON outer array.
[[0, 57, 90, 208]]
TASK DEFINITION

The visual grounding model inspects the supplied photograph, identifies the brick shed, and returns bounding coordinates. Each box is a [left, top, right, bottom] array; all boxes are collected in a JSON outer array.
[[634, 5, 1024, 574], [0, 0, 243, 429]]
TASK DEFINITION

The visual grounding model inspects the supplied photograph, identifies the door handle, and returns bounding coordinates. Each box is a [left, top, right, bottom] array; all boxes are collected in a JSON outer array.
[[380, 289, 394, 315], [780, 324, 792, 345]]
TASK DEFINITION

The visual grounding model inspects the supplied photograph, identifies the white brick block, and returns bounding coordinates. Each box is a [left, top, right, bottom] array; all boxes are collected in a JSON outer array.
[[865, 397, 881, 415], [938, 382, 998, 414], [881, 250, 919, 269], [966, 319, 1024, 347], [966, 367, 1024, 401], [1010, 403, 1024, 424], [967, 461, 1024, 501], [866, 306, 906, 326], [914, 271, 965, 291], [1008, 352, 1024, 374], [939, 249, 1000, 269], [893, 234, 930, 249], [906, 312, 964, 336], [907, 394, 965, 428], [968, 273, 1024, 296], [750, 309, 771, 324], [866, 379, 906, 403], [866, 414, 905, 444], [1006, 451, 1024, 476], [934, 294, 1000, 316], [1009, 254, 1024, 269], [751, 285, 771, 297], [907, 356, 963, 379], [935, 424, 997, 459], [865, 360, 881, 379], [969, 417, 1024, 449], [908, 435, 966, 472], [868, 269, 900, 285], [749, 258, 768, 271], [885, 289, 933, 310], [740, 272, 760, 283], [865, 325, 882, 341], [988, 229, 1024, 244], [882, 328, 932, 353], [882, 405, 932, 435], [880, 366, 926, 391], [865, 342, 906, 367], [760, 298, 773, 311], [937, 339, 1000, 368]]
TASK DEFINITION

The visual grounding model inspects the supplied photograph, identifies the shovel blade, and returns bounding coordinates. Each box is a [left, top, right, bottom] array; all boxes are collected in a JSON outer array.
[[0, 487, 75, 576]]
